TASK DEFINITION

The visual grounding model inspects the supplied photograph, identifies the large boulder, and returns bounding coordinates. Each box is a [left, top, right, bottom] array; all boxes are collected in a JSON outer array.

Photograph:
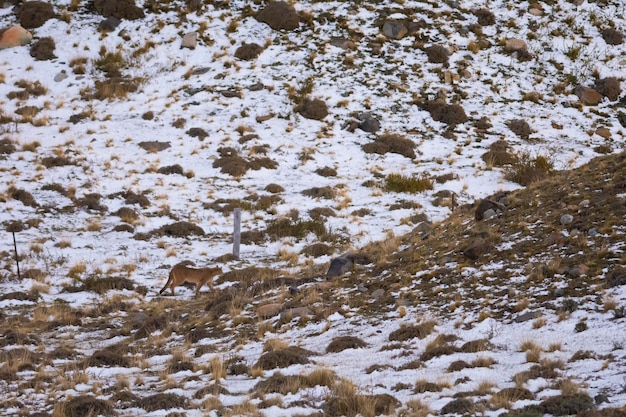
[[255, 1, 299, 31], [0, 25, 32, 49]]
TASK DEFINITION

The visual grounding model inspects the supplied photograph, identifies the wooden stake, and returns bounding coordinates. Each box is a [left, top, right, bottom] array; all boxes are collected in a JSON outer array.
[[12, 231, 21, 280], [233, 208, 241, 260]]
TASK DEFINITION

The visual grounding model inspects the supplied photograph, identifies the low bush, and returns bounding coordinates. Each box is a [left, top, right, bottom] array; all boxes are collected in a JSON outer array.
[[505, 151, 554, 186], [30, 37, 56, 60], [384, 173, 433, 193]]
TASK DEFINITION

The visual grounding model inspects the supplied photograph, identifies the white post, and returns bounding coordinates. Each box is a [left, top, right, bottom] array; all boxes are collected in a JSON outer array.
[[233, 208, 241, 260]]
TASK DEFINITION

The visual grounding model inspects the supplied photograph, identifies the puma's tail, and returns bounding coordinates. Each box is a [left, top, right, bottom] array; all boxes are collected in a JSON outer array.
[[159, 271, 173, 294]]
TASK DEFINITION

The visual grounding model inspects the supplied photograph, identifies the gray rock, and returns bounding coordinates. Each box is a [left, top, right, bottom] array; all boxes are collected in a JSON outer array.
[[99, 16, 120, 32], [326, 255, 353, 279], [358, 112, 381, 133], [54, 71, 68, 82], [513, 311, 543, 323], [371, 288, 385, 299], [382, 20, 408, 39], [475, 199, 505, 220], [482, 208, 497, 220], [560, 214, 574, 225]]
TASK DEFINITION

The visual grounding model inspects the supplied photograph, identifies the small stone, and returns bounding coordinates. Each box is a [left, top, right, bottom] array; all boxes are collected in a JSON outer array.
[[578, 199, 590, 208], [371, 289, 385, 299], [54, 71, 68, 82], [595, 127, 611, 139], [482, 208, 497, 220], [504, 38, 527, 52], [181, 32, 197, 49], [560, 214, 574, 225]]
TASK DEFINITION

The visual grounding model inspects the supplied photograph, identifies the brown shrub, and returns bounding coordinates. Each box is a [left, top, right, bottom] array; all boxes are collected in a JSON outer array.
[[540, 394, 593, 416], [482, 140, 517, 166], [0, 138, 16, 155], [602, 28, 624, 45], [17, 1, 55, 29], [254, 373, 304, 395], [157, 164, 184, 175], [93, 0, 145, 20], [362, 133, 416, 158], [427, 101, 467, 125], [86, 346, 131, 367], [440, 398, 474, 415], [30, 36, 56, 60], [594, 77, 621, 101], [10, 187, 38, 207], [141, 110, 154, 120], [265, 183, 284, 193], [134, 314, 169, 339], [134, 393, 189, 411], [158, 221, 205, 238], [326, 336, 368, 353], [308, 207, 336, 220], [255, 1, 299, 31], [388, 321, 436, 341], [254, 346, 315, 370], [213, 155, 249, 176], [92, 78, 140, 100], [122, 190, 151, 207], [474, 8, 496, 25], [316, 166, 337, 177], [61, 395, 115, 417], [507, 119, 533, 139], [248, 156, 278, 170], [300, 242, 334, 257], [235, 42, 264, 60], [296, 98, 329, 120], [114, 206, 139, 221], [40, 156, 74, 167], [425, 44, 449, 64], [77, 193, 107, 211], [186, 127, 208, 140], [302, 186, 335, 199], [447, 360, 470, 372]]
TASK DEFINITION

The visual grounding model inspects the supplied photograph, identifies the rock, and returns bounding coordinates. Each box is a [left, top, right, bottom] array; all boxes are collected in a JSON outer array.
[[326, 254, 354, 279], [462, 239, 491, 260], [382, 20, 407, 39], [475, 199, 505, 220], [99, 16, 120, 31], [358, 112, 381, 133], [574, 86, 603, 105], [0, 25, 32, 49], [578, 199, 590, 208], [482, 209, 497, 220], [504, 38, 527, 52], [595, 127, 611, 139], [560, 214, 574, 225], [54, 71, 68, 82], [371, 288, 385, 299], [257, 303, 283, 318], [255, 1, 300, 31], [513, 311, 543, 323], [181, 32, 197, 49]]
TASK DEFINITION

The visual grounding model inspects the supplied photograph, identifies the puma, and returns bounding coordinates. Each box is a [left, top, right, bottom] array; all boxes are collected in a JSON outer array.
[[159, 265, 222, 296]]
